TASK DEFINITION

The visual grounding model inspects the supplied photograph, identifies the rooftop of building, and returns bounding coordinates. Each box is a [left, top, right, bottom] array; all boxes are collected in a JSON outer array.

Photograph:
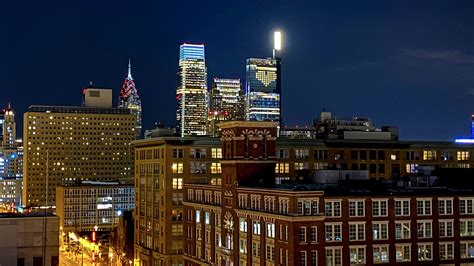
[[133, 135, 474, 149], [234, 168, 474, 197], [57, 180, 134, 188], [26, 105, 133, 115], [0, 212, 57, 219], [270, 180, 474, 197]]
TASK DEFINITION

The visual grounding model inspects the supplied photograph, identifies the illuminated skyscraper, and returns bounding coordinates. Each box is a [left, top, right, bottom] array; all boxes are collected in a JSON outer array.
[[176, 44, 208, 136], [245, 57, 281, 123], [208, 78, 243, 136], [0, 103, 22, 205], [119, 59, 142, 138], [2, 103, 16, 148], [23, 104, 135, 208]]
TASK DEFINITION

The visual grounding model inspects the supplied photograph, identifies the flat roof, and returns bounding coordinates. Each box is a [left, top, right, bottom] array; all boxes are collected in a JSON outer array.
[[133, 135, 474, 149], [0, 212, 57, 219], [27, 105, 133, 115]]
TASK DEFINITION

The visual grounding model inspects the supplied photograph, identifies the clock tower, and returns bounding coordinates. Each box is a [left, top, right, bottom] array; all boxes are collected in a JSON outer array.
[[218, 121, 278, 262]]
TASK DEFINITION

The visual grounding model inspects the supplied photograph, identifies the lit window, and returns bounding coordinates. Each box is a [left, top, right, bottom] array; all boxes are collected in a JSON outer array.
[[172, 178, 183, 190], [395, 244, 411, 262], [460, 219, 474, 237], [211, 148, 222, 158], [325, 223, 342, 242], [457, 151, 470, 160], [211, 163, 221, 174], [350, 246, 365, 264], [373, 245, 389, 264], [395, 221, 410, 239], [172, 163, 183, 174], [373, 222, 388, 240], [417, 243, 432, 261]]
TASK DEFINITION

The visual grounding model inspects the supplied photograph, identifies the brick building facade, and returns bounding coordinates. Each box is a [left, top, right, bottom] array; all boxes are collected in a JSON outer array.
[[134, 121, 474, 266]]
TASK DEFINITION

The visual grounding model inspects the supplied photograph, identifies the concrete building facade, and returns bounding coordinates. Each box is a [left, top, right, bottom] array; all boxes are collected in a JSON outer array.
[[23, 105, 136, 208], [56, 182, 134, 233], [0, 213, 59, 266]]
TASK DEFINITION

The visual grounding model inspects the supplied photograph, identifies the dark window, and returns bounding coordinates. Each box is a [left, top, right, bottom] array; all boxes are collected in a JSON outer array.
[[51, 256, 59, 266], [172, 148, 184, 159], [369, 151, 377, 160], [392, 164, 400, 176], [360, 151, 367, 160], [378, 164, 385, 174], [369, 164, 377, 174], [351, 151, 358, 160], [378, 151, 385, 160], [33, 257, 43, 266], [360, 164, 367, 170], [17, 258, 25, 266], [351, 163, 359, 170], [314, 150, 328, 159]]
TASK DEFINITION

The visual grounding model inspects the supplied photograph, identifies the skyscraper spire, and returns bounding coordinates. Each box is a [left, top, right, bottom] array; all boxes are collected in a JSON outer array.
[[127, 58, 133, 80], [119, 58, 142, 138]]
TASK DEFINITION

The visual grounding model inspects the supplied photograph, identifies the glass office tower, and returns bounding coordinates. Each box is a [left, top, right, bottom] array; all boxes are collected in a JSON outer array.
[[176, 44, 208, 136], [245, 58, 281, 123], [208, 78, 243, 136]]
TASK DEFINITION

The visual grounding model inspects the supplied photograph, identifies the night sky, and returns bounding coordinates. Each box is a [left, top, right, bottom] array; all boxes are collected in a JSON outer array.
[[2, 1, 474, 140]]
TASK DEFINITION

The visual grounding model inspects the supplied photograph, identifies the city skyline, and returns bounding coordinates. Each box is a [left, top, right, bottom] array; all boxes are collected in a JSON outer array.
[[3, 1, 474, 140]]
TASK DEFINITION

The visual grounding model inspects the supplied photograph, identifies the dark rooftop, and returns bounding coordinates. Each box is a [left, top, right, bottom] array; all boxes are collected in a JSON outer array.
[[272, 175, 474, 197], [0, 212, 57, 219], [27, 105, 133, 115]]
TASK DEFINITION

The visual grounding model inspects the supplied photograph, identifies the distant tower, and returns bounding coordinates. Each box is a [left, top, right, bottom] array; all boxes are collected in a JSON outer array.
[[245, 58, 281, 123], [119, 59, 142, 138], [176, 44, 208, 137], [2, 103, 16, 148], [208, 78, 243, 136], [244, 31, 282, 125]]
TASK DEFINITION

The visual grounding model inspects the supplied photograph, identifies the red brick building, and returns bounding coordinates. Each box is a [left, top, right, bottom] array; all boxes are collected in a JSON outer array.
[[183, 121, 474, 265]]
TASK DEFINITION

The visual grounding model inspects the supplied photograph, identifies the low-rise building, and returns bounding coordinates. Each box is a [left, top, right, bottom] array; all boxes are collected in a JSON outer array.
[[0, 177, 22, 205], [0, 212, 59, 266], [183, 121, 474, 265], [56, 181, 134, 233], [133, 121, 474, 266]]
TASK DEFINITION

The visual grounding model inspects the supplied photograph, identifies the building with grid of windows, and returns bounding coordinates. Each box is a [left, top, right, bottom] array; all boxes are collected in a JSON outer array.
[[208, 78, 244, 137], [133, 122, 474, 265], [55, 182, 134, 233], [133, 137, 224, 266], [23, 105, 136, 208], [182, 121, 474, 265], [176, 44, 208, 137]]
